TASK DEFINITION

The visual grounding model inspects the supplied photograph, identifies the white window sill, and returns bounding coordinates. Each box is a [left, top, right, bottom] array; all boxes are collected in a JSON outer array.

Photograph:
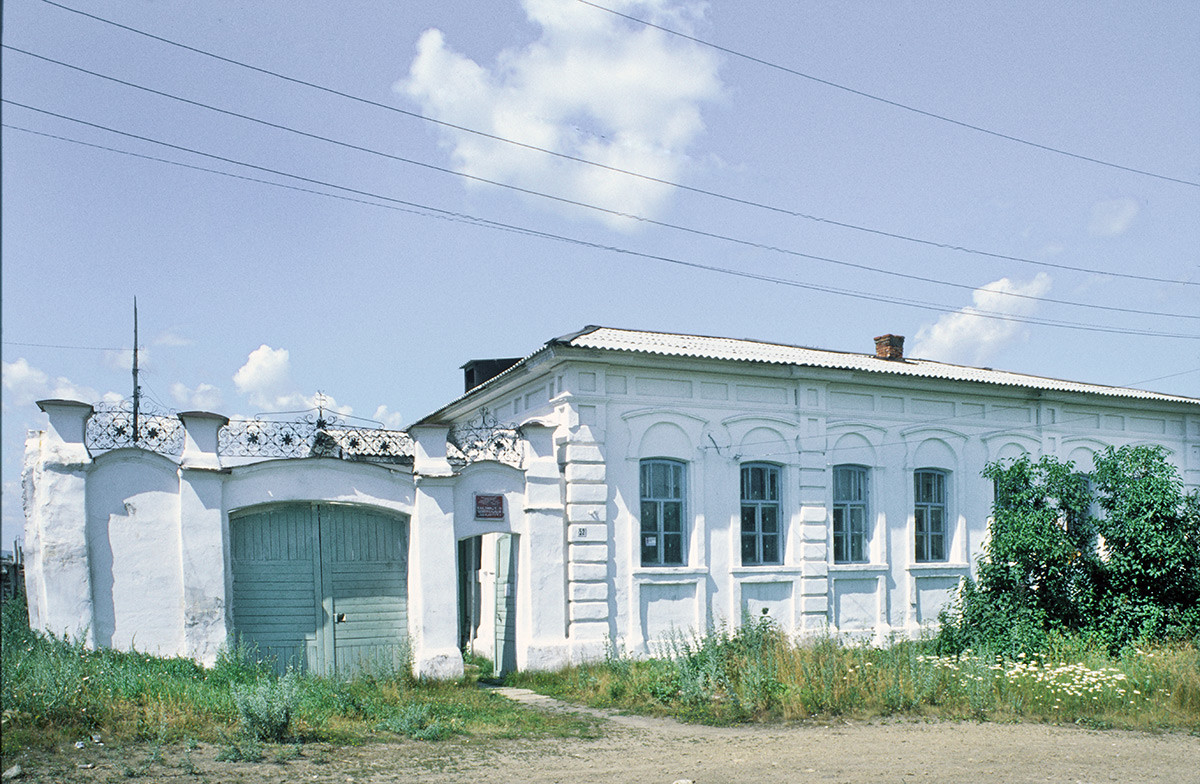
[[634, 566, 708, 579], [907, 563, 970, 574], [828, 563, 889, 573], [730, 565, 806, 578]]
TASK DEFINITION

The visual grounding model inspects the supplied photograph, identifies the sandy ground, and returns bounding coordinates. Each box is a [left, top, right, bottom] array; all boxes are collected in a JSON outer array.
[[7, 689, 1199, 783]]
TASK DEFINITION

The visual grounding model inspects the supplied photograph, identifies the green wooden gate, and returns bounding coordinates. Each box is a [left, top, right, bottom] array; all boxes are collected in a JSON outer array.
[[230, 504, 408, 675], [494, 533, 517, 677]]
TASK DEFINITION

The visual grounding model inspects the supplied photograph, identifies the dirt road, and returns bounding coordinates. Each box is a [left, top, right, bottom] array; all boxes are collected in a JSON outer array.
[[11, 689, 1200, 783]]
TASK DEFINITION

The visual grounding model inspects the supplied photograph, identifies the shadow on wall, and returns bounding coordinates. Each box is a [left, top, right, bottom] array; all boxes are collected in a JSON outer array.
[[85, 451, 183, 651]]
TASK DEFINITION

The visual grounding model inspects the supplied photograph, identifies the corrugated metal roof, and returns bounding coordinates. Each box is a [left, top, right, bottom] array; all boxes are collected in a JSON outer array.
[[562, 326, 1199, 406]]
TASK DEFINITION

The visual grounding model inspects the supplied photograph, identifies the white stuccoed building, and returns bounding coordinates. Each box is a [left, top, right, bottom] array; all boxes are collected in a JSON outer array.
[[22, 326, 1200, 678]]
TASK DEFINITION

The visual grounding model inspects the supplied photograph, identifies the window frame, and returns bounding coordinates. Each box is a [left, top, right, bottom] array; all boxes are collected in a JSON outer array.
[[740, 462, 782, 566], [914, 469, 948, 563], [832, 464, 871, 564], [639, 458, 687, 566]]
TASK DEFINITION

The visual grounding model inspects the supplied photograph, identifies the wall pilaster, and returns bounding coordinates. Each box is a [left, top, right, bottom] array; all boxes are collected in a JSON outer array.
[[27, 400, 95, 643], [178, 411, 229, 665], [518, 423, 569, 669], [561, 417, 611, 659]]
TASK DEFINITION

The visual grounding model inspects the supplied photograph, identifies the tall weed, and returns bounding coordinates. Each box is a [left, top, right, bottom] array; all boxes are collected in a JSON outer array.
[[232, 675, 298, 741], [1, 593, 598, 754], [513, 623, 1200, 731]]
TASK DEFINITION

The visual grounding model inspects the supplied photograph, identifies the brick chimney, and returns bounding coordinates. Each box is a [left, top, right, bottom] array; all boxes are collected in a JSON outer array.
[[874, 334, 904, 360]]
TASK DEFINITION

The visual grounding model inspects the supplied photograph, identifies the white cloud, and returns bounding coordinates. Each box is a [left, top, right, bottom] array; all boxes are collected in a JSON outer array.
[[399, 0, 721, 229], [911, 273, 1052, 365], [2, 358, 99, 407], [233, 345, 292, 409], [103, 348, 149, 372], [154, 330, 193, 347], [232, 345, 352, 416], [1089, 198, 1139, 237], [171, 382, 224, 410], [372, 404, 406, 430]]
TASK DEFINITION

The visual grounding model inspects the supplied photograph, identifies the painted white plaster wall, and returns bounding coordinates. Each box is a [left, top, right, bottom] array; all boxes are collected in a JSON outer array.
[[23, 432, 96, 641], [224, 458, 415, 517], [408, 424, 465, 679], [24, 405, 434, 671], [23, 371, 1198, 677], [456, 357, 1198, 657], [23, 401, 95, 644], [86, 450, 184, 655], [179, 465, 226, 665], [451, 462, 525, 542]]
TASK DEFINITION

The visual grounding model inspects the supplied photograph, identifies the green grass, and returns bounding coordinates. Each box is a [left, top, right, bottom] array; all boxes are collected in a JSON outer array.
[[7, 588, 1194, 762], [0, 594, 601, 757], [511, 616, 1200, 731]]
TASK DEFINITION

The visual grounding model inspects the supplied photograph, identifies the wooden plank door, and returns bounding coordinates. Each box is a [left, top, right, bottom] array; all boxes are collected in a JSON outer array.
[[494, 533, 517, 677], [229, 506, 322, 674], [320, 505, 409, 675], [231, 504, 409, 676]]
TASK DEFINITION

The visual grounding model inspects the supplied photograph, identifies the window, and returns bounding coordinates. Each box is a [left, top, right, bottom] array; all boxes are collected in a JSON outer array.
[[640, 459, 685, 566], [741, 463, 781, 565], [832, 465, 869, 563], [914, 469, 947, 562]]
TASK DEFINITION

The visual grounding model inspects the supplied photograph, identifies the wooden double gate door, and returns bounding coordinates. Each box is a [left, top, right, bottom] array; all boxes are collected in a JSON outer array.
[[230, 503, 409, 675]]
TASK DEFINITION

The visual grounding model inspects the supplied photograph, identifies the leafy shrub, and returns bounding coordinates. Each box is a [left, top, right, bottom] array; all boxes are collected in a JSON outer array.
[[214, 735, 263, 762], [940, 446, 1200, 656], [377, 703, 453, 740], [232, 675, 298, 742], [1091, 446, 1200, 648]]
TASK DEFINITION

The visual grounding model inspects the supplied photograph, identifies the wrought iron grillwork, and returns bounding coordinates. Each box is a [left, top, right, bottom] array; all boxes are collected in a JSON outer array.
[[315, 427, 415, 463], [85, 403, 184, 456], [219, 417, 321, 458], [218, 410, 414, 462], [449, 409, 523, 467]]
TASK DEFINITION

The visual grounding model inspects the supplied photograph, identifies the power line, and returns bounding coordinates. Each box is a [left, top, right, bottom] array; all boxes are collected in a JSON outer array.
[[6, 105, 1199, 341], [2, 340, 129, 351], [2, 123, 546, 236], [19, 4, 1200, 287], [1122, 366, 1200, 387], [577, 0, 1200, 189], [6, 46, 1199, 321]]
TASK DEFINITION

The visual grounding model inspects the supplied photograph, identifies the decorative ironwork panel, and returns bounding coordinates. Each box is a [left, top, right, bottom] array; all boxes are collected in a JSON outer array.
[[449, 409, 523, 468], [219, 418, 320, 458], [85, 404, 184, 456], [318, 428, 415, 463], [219, 410, 414, 463]]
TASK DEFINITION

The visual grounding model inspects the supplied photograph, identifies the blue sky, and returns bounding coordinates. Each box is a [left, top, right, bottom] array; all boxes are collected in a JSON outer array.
[[3, 0, 1198, 547]]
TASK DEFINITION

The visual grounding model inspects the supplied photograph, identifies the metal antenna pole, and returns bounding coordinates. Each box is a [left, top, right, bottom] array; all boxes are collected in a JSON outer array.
[[132, 297, 140, 443]]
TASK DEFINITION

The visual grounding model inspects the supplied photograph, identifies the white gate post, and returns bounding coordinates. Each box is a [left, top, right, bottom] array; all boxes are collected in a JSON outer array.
[[517, 421, 569, 670], [177, 411, 230, 665], [409, 424, 465, 679], [27, 400, 95, 644]]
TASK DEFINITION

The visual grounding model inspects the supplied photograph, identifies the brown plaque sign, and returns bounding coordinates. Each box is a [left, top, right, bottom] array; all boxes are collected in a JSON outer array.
[[475, 494, 505, 520]]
